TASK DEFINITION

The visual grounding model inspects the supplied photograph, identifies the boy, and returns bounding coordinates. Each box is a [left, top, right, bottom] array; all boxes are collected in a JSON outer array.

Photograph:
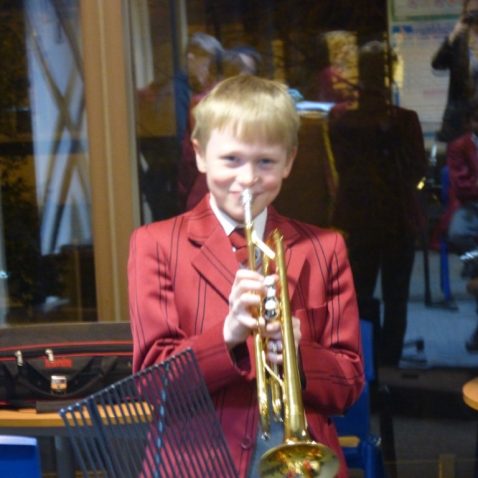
[[128, 75, 364, 477], [447, 98, 478, 351]]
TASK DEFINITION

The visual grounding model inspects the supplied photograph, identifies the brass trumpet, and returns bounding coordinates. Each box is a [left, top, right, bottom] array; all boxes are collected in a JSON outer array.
[[241, 189, 339, 478]]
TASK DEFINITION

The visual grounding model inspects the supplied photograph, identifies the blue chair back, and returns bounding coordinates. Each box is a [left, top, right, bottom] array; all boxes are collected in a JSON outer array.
[[440, 165, 450, 206], [0, 435, 42, 478], [439, 165, 455, 303], [333, 319, 387, 478], [360, 318, 375, 382], [334, 319, 374, 439]]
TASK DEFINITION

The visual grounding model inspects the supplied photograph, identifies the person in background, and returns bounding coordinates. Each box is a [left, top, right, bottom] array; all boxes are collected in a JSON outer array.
[[177, 32, 225, 211], [222, 49, 250, 79], [229, 45, 263, 76], [432, 0, 478, 143], [330, 41, 428, 367], [446, 99, 478, 351], [181, 44, 264, 211], [128, 75, 364, 478], [135, 32, 225, 221], [305, 32, 357, 104], [185, 32, 225, 95]]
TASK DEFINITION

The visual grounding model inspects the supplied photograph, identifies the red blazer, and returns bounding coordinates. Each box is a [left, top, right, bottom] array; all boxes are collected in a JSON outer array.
[[431, 133, 478, 241], [128, 195, 364, 478], [448, 132, 478, 203]]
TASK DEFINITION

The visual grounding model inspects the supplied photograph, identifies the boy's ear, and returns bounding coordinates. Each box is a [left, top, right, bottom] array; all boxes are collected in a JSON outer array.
[[192, 139, 207, 173], [283, 147, 297, 178]]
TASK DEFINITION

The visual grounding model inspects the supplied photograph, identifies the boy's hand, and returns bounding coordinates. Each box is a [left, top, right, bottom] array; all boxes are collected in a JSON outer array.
[[224, 271, 302, 362], [224, 269, 266, 349]]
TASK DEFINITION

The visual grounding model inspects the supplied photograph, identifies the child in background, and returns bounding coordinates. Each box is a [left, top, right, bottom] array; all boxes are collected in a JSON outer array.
[[447, 99, 478, 351]]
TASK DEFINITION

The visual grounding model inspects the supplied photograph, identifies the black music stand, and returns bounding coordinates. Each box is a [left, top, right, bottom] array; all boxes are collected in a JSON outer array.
[[59, 349, 237, 478]]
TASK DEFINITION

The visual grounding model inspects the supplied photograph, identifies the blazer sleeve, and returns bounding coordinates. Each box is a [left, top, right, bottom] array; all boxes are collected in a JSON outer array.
[[299, 231, 365, 415], [128, 224, 251, 393]]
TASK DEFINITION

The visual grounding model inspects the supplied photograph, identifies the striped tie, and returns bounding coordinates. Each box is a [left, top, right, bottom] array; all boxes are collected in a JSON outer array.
[[229, 228, 249, 265]]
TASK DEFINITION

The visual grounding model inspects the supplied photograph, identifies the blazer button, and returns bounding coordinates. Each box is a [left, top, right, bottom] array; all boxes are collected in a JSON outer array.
[[241, 436, 253, 450]]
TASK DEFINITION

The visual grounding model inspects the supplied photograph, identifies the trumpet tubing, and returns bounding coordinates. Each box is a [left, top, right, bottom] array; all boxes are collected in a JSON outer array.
[[240, 189, 339, 478]]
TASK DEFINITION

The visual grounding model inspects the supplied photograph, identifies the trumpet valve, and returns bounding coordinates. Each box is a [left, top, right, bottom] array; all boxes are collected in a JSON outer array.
[[263, 276, 279, 321]]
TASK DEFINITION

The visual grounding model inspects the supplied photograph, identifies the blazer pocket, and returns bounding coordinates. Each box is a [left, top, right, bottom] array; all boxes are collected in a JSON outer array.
[[295, 305, 327, 342]]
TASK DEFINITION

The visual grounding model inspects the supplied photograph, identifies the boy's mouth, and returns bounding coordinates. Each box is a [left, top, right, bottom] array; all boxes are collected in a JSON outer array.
[[232, 190, 254, 199]]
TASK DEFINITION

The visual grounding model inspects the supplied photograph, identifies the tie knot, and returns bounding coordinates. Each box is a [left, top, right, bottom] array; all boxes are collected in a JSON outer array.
[[230, 228, 249, 264], [229, 228, 246, 249]]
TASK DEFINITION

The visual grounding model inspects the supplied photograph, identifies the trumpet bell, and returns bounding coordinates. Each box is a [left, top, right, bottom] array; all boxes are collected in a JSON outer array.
[[259, 441, 339, 478]]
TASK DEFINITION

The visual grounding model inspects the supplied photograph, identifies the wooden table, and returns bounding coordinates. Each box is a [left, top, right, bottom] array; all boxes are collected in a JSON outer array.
[[0, 408, 74, 478], [463, 378, 478, 477], [463, 378, 478, 410]]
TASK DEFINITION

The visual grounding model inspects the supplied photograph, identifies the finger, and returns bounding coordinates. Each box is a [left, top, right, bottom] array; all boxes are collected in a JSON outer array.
[[236, 314, 260, 330], [264, 321, 281, 335], [292, 317, 302, 342], [227, 307, 259, 329], [234, 275, 266, 289], [257, 317, 266, 334], [235, 269, 264, 282], [231, 281, 266, 302], [266, 349, 283, 364], [229, 284, 264, 310], [263, 274, 278, 286], [268, 340, 283, 354]]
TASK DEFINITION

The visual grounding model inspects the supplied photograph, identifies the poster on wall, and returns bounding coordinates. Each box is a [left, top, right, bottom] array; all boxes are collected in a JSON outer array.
[[391, 0, 461, 20], [389, 0, 461, 138]]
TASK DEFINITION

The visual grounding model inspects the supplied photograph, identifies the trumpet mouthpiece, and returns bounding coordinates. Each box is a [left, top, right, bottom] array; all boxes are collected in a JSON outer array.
[[241, 189, 253, 225], [241, 189, 252, 206]]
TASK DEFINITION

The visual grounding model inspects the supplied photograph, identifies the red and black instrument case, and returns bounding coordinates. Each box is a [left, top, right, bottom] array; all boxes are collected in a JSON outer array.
[[0, 322, 133, 410]]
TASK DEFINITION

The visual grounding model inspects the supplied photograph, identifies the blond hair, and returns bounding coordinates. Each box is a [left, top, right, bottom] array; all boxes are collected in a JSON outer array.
[[191, 75, 300, 154]]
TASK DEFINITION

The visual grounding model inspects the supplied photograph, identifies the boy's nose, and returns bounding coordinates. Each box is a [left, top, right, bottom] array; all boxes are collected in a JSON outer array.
[[237, 164, 257, 186]]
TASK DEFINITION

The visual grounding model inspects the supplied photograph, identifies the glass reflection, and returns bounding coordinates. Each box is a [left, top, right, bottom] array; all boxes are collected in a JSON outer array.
[[0, 1, 95, 323], [127, 1, 478, 377]]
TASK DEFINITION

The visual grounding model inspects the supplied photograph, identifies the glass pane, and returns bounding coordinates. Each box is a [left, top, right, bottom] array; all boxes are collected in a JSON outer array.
[[130, 0, 181, 223], [0, 1, 96, 324], [128, 2, 477, 475]]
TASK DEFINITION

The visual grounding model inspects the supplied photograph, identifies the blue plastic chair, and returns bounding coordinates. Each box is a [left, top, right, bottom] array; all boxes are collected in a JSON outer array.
[[0, 435, 42, 478], [439, 165, 454, 304], [333, 320, 387, 478]]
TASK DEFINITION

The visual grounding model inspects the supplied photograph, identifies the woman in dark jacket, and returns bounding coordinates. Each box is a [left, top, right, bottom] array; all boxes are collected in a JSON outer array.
[[432, 0, 478, 142]]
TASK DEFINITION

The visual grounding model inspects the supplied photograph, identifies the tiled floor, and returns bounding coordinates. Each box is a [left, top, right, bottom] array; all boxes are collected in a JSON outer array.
[[371, 249, 478, 478], [404, 249, 478, 369]]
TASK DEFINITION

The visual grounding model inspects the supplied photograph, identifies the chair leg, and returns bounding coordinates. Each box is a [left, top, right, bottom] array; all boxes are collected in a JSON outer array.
[[378, 385, 397, 478], [421, 229, 432, 307], [363, 437, 387, 478], [440, 239, 452, 302]]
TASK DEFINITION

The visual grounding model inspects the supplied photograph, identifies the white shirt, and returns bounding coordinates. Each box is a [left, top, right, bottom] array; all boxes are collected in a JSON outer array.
[[209, 195, 267, 240]]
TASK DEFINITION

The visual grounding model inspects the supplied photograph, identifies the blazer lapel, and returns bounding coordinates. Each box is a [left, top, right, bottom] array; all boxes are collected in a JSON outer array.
[[266, 208, 306, 302], [187, 200, 307, 303], [188, 197, 238, 301]]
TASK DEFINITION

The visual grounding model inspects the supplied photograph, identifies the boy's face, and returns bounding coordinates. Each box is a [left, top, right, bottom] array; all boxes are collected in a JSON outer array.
[[194, 127, 296, 222]]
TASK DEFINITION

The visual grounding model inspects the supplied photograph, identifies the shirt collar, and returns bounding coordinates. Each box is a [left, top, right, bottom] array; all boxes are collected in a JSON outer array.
[[209, 194, 267, 240]]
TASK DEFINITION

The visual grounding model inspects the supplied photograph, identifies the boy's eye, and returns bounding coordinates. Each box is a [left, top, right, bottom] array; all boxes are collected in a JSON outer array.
[[223, 155, 239, 164], [259, 158, 275, 167]]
